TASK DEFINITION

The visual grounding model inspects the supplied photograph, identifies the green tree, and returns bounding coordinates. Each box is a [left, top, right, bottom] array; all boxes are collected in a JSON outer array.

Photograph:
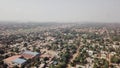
[[49, 64, 55, 68]]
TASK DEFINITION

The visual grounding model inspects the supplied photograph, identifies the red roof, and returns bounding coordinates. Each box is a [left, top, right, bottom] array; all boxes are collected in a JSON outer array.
[[4, 55, 21, 62], [22, 53, 35, 59]]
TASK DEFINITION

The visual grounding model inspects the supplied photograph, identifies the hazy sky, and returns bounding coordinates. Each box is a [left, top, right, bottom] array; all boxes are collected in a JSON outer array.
[[0, 0, 120, 23]]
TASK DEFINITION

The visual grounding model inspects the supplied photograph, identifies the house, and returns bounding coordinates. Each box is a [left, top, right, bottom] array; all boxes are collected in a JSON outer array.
[[87, 50, 93, 56], [39, 63, 45, 68], [100, 54, 107, 59]]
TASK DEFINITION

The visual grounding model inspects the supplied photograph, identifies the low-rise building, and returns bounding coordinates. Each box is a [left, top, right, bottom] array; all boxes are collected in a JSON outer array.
[[4, 51, 40, 67], [4, 55, 26, 67], [21, 51, 40, 59], [12, 58, 26, 67]]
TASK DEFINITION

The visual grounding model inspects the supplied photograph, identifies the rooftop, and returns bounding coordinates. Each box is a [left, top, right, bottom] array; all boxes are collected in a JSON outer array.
[[4, 55, 21, 62], [12, 58, 26, 64], [23, 51, 39, 56], [22, 51, 40, 59]]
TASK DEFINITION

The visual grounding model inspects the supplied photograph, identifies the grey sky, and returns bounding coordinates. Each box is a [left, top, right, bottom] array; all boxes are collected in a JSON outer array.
[[0, 0, 120, 23]]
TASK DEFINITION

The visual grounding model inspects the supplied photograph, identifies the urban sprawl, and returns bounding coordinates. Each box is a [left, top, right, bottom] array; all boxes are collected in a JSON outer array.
[[0, 23, 120, 68]]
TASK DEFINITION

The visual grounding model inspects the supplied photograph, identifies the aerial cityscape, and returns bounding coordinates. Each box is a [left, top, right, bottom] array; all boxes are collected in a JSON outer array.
[[0, 0, 120, 68], [0, 22, 120, 68]]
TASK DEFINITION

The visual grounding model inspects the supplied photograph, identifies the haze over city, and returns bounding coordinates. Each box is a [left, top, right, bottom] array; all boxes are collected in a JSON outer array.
[[0, 0, 120, 23], [0, 0, 120, 68]]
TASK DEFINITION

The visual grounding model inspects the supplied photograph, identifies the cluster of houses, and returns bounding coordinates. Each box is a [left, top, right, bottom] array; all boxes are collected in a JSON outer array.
[[4, 51, 40, 68]]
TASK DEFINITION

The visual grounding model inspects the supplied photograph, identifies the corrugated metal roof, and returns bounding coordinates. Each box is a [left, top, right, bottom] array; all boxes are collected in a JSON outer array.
[[22, 53, 34, 59], [12, 58, 26, 64], [23, 51, 39, 56]]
